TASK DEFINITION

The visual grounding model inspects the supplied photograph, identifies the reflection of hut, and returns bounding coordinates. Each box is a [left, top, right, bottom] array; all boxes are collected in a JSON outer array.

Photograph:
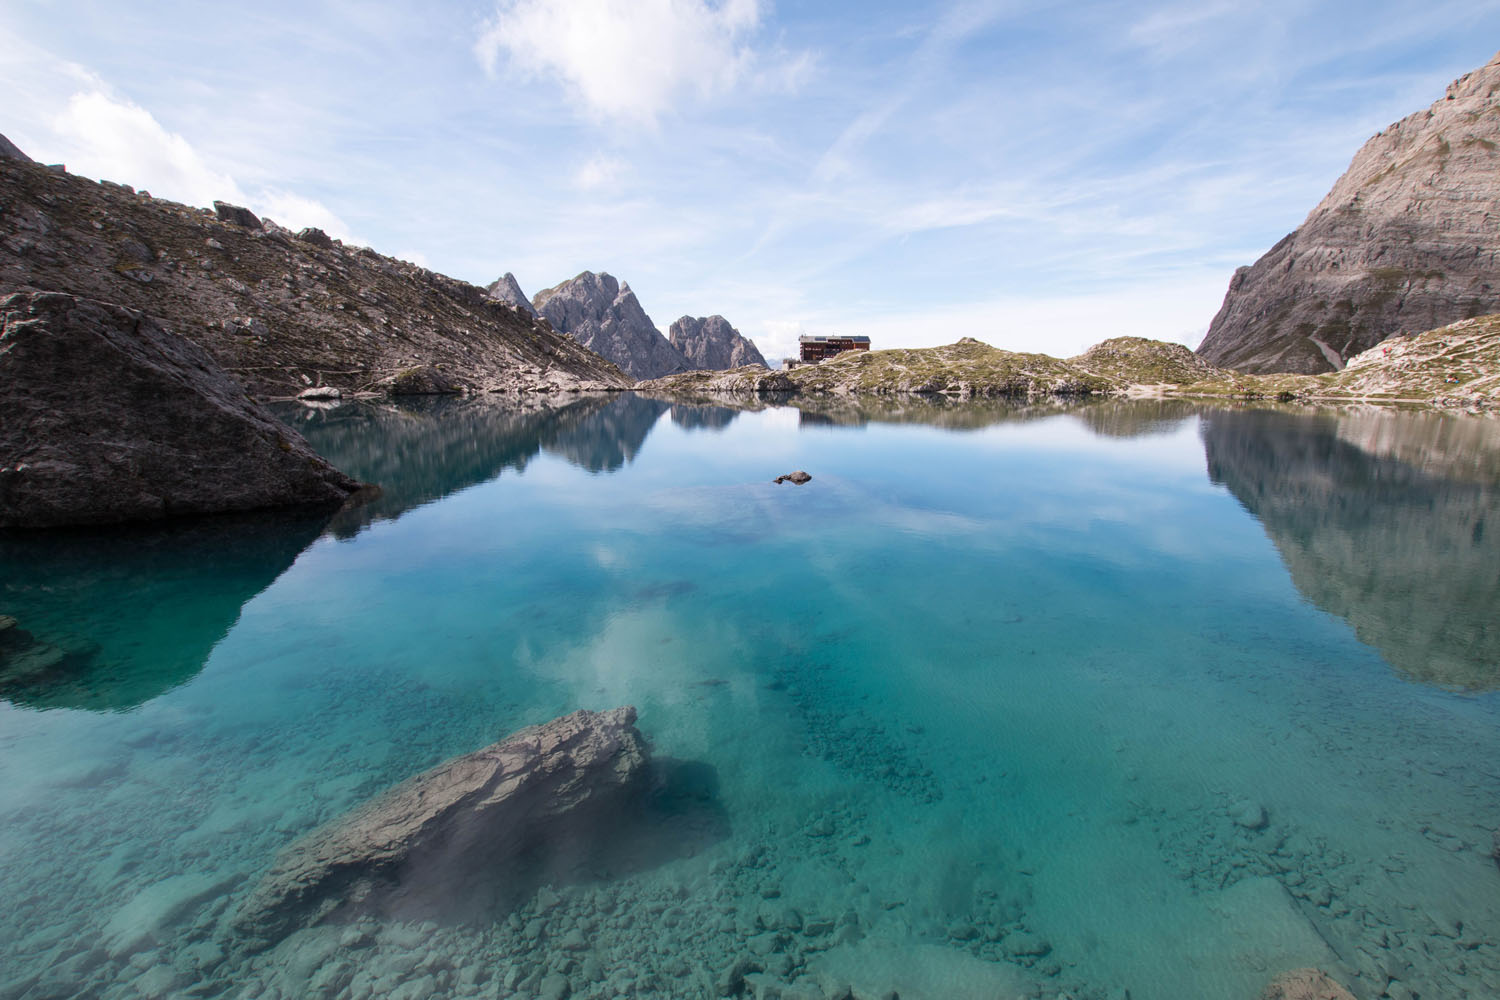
[[798, 335, 871, 363]]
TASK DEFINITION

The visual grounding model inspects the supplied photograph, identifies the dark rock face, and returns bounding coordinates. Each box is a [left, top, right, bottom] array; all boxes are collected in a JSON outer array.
[[234, 707, 648, 947], [212, 200, 262, 230], [533, 271, 692, 380], [486, 271, 535, 316], [0, 154, 631, 395], [0, 291, 363, 527], [0, 133, 33, 163], [294, 227, 333, 248], [669, 315, 768, 370], [1199, 52, 1500, 373]]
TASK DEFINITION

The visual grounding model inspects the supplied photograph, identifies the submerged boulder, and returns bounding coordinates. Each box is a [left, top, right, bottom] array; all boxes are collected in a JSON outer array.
[[1258, 968, 1357, 1000], [234, 706, 648, 948], [0, 291, 364, 527]]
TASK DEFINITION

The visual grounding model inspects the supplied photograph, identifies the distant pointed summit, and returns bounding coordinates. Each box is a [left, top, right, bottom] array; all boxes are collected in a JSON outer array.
[[485, 272, 534, 316], [532, 271, 692, 380], [670, 315, 768, 370]]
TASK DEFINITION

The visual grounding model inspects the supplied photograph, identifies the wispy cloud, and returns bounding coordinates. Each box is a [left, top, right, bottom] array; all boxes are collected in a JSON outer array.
[[573, 152, 627, 191], [475, 0, 807, 124]]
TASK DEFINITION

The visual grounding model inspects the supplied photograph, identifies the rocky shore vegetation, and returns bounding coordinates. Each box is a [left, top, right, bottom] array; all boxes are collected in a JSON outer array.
[[641, 323, 1500, 411]]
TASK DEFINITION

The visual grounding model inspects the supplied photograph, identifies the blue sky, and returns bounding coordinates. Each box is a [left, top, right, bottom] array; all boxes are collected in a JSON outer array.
[[3, 1, 1499, 361]]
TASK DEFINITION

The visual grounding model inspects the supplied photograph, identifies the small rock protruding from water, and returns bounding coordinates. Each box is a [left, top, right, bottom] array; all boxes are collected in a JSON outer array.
[[773, 471, 812, 485], [1230, 799, 1269, 830]]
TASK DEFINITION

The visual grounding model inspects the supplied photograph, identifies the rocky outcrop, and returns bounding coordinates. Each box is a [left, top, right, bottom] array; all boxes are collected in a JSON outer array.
[[1070, 337, 1225, 386], [1199, 51, 1500, 373], [0, 133, 33, 162], [1258, 968, 1356, 1000], [640, 364, 796, 394], [0, 291, 366, 528], [0, 150, 631, 396], [234, 707, 648, 947], [212, 201, 262, 230], [485, 271, 535, 316], [669, 315, 768, 370], [532, 271, 692, 380]]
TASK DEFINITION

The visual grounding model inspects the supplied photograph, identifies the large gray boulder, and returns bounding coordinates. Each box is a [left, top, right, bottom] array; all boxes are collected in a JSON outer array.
[[533, 271, 693, 380], [1199, 51, 1500, 373], [0, 291, 364, 527], [485, 271, 535, 316], [234, 706, 648, 947], [670, 314, 768, 370]]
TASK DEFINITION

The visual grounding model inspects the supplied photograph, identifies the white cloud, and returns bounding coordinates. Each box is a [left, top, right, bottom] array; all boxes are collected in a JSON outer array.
[[475, 0, 789, 122], [573, 152, 626, 190], [255, 189, 358, 244], [53, 90, 247, 208]]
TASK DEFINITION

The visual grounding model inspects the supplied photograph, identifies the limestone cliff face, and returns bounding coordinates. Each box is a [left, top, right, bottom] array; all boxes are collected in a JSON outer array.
[[1198, 52, 1500, 374], [532, 271, 692, 381], [669, 314, 768, 370]]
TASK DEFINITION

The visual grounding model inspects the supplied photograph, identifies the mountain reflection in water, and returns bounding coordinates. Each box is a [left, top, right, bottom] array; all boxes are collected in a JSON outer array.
[[1202, 407, 1500, 690], [3, 396, 1497, 715], [0, 511, 330, 710]]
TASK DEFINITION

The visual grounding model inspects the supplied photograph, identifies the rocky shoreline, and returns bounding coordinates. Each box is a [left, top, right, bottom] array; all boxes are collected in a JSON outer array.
[[642, 328, 1500, 411]]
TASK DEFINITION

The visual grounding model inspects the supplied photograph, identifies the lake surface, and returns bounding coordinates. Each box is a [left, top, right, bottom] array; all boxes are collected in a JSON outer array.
[[2, 394, 1498, 1000]]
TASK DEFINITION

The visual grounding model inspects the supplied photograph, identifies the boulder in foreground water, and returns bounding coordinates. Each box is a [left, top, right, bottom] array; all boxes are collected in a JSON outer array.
[[234, 706, 648, 947], [1258, 968, 1356, 1000], [0, 292, 365, 527]]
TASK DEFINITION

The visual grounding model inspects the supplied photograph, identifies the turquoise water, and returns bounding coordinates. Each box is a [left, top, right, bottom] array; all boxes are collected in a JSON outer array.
[[2, 395, 1498, 1000]]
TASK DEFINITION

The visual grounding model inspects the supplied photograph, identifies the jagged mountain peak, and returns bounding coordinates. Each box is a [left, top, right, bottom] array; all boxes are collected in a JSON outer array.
[[484, 272, 535, 316], [531, 271, 691, 381], [669, 315, 769, 370]]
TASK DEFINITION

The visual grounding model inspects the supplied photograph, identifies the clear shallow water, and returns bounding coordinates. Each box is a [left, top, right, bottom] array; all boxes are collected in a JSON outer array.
[[1, 395, 1498, 1000]]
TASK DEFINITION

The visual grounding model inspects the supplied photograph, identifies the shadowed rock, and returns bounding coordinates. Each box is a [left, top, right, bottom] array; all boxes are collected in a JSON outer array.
[[212, 200, 262, 230], [0, 291, 364, 527], [234, 707, 649, 948]]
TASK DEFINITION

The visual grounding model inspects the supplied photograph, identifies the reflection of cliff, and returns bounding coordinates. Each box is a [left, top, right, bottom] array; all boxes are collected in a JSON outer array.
[[538, 395, 670, 473], [669, 403, 739, 432], [0, 512, 327, 710], [646, 391, 1200, 437], [282, 396, 627, 533], [1202, 409, 1500, 690]]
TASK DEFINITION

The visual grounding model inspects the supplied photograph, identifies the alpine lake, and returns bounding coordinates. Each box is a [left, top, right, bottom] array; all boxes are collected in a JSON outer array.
[[1, 393, 1498, 1000]]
